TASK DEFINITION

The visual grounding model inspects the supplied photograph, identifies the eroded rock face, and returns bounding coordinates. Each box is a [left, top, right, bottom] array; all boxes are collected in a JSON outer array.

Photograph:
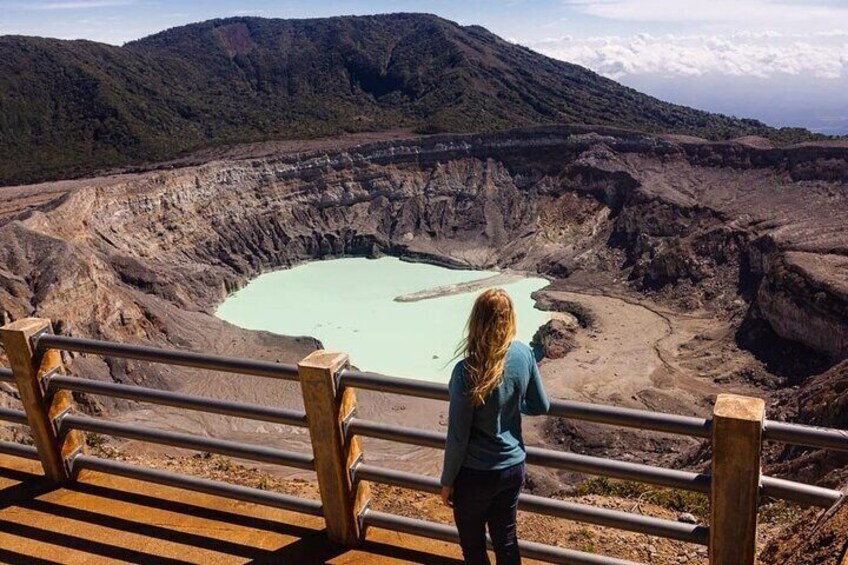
[[800, 361, 848, 431], [761, 497, 848, 565], [766, 360, 848, 489], [0, 124, 846, 387], [2, 125, 846, 559], [531, 318, 577, 360], [755, 252, 848, 360]]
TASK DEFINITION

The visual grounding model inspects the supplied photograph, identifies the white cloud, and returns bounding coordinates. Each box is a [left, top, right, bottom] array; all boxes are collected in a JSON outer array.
[[33, 0, 133, 9], [562, 0, 848, 27], [527, 31, 848, 80]]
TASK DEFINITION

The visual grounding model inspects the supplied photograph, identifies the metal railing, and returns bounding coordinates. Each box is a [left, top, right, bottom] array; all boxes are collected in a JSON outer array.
[[0, 407, 29, 426], [763, 420, 848, 452], [341, 368, 846, 564], [353, 463, 708, 545], [49, 375, 308, 427], [0, 379, 39, 460], [1, 330, 320, 525], [74, 455, 324, 517], [0, 325, 844, 565], [361, 509, 646, 565], [0, 367, 14, 383], [59, 414, 315, 470], [0, 440, 39, 461], [346, 415, 843, 508], [341, 368, 714, 437], [35, 334, 300, 381], [347, 417, 710, 493]]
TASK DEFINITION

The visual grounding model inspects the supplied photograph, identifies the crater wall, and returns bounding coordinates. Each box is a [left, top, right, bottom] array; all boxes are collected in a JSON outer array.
[[0, 125, 846, 391]]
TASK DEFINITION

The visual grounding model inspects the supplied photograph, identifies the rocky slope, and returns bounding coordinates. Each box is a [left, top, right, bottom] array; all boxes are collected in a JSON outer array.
[[1, 124, 846, 559], [1, 125, 846, 377], [761, 497, 848, 565], [0, 125, 843, 426]]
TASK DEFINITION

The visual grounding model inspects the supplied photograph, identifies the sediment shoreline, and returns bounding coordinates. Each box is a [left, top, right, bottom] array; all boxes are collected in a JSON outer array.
[[393, 271, 528, 302]]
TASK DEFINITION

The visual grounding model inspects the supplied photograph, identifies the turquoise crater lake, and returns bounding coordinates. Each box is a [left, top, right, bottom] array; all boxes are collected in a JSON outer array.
[[216, 257, 550, 382]]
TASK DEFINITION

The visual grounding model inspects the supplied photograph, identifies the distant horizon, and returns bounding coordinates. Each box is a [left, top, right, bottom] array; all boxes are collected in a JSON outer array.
[[1, 1, 846, 135]]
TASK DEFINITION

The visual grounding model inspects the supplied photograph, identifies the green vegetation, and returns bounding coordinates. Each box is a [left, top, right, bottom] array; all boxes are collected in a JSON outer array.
[[0, 13, 825, 186], [759, 500, 803, 525], [85, 433, 107, 449], [576, 477, 710, 518], [576, 526, 597, 553], [576, 478, 806, 526]]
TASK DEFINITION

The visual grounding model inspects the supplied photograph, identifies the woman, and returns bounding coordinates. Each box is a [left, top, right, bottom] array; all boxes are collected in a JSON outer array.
[[441, 288, 550, 565]]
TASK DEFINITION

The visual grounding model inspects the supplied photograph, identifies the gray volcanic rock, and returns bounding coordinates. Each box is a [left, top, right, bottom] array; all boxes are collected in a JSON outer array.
[[761, 496, 848, 565], [767, 360, 848, 489], [0, 124, 846, 412], [755, 252, 848, 360], [1, 124, 846, 561], [531, 318, 577, 359]]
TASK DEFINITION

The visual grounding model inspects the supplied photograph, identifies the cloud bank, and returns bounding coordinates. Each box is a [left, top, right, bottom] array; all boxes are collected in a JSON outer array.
[[33, 0, 133, 9], [527, 31, 848, 81], [562, 0, 848, 27], [524, 29, 848, 133]]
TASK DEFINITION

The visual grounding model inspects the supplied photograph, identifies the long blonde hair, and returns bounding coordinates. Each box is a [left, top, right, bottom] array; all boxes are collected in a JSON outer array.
[[457, 288, 517, 407]]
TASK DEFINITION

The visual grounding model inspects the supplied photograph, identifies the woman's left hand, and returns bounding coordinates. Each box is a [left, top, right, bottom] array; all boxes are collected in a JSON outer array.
[[441, 485, 454, 507]]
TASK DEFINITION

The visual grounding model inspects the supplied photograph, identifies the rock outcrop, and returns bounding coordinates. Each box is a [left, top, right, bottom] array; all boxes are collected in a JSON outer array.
[[531, 318, 578, 360], [1, 124, 847, 558], [0, 124, 846, 408], [761, 497, 848, 565]]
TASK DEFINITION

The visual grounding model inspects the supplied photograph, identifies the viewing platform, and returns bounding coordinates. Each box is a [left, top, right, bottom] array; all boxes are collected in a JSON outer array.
[[0, 453, 467, 564], [0, 317, 846, 564]]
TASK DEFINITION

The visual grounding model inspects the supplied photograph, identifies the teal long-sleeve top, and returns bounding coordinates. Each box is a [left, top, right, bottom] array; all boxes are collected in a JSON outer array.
[[440, 341, 551, 487]]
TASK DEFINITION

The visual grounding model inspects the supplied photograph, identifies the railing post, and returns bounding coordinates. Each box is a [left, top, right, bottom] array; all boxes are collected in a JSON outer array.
[[709, 393, 765, 565], [298, 350, 370, 546], [0, 318, 86, 483]]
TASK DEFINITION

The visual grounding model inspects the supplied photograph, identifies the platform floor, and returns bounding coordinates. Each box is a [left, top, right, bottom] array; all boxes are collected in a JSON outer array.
[[0, 455, 466, 564]]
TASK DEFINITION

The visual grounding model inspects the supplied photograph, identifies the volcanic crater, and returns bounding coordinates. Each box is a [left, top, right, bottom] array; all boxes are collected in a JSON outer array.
[[1, 125, 847, 496]]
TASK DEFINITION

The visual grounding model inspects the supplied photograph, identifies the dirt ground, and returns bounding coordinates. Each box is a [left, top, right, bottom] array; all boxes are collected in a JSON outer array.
[[106, 277, 770, 487]]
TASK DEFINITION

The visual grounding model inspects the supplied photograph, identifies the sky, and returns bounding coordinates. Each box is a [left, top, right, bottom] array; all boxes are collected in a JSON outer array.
[[1, 0, 847, 134]]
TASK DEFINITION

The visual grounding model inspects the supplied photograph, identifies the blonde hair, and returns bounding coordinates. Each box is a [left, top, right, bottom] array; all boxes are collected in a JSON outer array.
[[457, 288, 517, 407]]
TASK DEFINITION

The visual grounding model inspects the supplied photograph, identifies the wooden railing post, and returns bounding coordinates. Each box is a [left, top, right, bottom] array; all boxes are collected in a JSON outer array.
[[710, 393, 765, 565], [0, 318, 86, 483], [298, 350, 370, 546]]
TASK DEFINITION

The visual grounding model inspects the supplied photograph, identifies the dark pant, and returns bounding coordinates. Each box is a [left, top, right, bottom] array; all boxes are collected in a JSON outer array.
[[452, 462, 525, 565]]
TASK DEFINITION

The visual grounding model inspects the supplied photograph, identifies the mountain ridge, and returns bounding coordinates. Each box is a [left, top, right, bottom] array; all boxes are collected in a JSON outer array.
[[0, 13, 821, 186]]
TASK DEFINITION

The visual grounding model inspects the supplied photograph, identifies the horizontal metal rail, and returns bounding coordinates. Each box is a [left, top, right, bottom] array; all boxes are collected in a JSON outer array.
[[351, 419, 840, 509], [36, 334, 300, 381], [0, 441, 39, 461], [0, 367, 13, 383], [0, 407, 28, 426], [49, 375, 308, 428], [526, 447, 711, 493], [60, 414, 315, 471], [348, 419, 445, 449], [549, 400, 711, 439], [354, 464, 708, 545], [343, 371, 709, 438], [339, 369, 450, 401], [519, 493, 708, 545], [73, 455, 324, 517], [349, 418, 710, 493], [764, 420, 848, 453], [363, 510, 643, 565], [356, 464, 444, 495], [760, 476, 843, 508]]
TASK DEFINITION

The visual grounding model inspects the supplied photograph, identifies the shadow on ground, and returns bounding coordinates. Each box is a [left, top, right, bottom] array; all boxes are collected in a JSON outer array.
[[0, 461, 463, 564]]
